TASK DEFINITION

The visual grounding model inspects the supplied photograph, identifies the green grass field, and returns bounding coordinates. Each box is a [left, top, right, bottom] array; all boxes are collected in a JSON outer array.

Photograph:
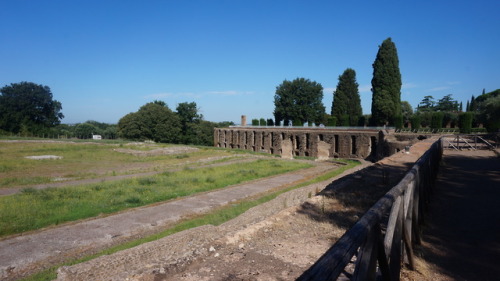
[[0, 157, 311, 237], [0, 140, 250, 188]]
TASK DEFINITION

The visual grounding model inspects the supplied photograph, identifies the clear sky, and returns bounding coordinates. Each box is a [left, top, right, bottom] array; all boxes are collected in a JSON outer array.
[[1, 0, 499, 124]]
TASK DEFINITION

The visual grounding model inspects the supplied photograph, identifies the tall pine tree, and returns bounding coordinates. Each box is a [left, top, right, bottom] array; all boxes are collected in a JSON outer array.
[[331, 68, 362, 126], [370, 38, 402, 126]]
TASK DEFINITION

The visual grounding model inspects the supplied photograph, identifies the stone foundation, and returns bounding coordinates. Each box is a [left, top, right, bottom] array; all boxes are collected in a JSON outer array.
[[214, 127, 396, 161]]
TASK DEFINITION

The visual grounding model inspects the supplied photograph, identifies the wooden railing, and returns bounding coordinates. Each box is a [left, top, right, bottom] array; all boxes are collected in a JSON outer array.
[[298, 138, 443, 281]]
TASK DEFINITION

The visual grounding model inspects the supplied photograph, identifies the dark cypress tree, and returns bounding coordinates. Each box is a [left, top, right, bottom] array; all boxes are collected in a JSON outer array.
[[331, 68, 362, 126], [469, 95, 476, 112], [370, 38, 402, 126]]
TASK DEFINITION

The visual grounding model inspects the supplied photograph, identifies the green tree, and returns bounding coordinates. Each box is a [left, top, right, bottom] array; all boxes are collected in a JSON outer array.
[[469, 95, 476, 112], [0, 82, 64, 134], [274, 78, 325, 125], [188, 120, 218, 146], [176, 102, 202, 125], [370, 38, 402, 126], [417, 95, 435, 112], [477, 94, 500, 132], [331, 68, 362, 126], [176, 102, 203, 144], [436, 94, 459, 112], [401, 101, 413, 126], [102, 125, 118, 139], [74, 123, 99, 139], [118, 102, 181, 143]]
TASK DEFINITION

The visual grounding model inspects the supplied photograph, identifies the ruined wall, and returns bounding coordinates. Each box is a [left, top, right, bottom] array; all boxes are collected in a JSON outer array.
[[214, 127, 387, 160]]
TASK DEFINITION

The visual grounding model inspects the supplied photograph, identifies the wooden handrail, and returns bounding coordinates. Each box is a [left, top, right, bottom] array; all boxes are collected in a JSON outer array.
[[298, 138, 443, 281]]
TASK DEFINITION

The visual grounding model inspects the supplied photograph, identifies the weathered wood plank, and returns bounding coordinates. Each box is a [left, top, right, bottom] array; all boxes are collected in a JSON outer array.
[[403, 220, 416, 270], [376, 223, 392, 281], [352, 222, 379, 281], [389, 195, 404, 281], [384, 196, 402, 256]]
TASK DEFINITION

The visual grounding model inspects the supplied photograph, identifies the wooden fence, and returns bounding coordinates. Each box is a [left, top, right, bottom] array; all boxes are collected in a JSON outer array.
[[298, 138, 443, 281]]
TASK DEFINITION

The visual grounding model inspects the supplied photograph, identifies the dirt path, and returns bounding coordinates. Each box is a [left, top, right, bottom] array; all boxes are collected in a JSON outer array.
[[406, 149, 500, 281], [0, 161, 352, 281]]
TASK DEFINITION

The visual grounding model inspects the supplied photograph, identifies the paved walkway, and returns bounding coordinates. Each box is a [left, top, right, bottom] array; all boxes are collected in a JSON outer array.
[[421, 149, 500, 280], [0, 161, 363, 280]]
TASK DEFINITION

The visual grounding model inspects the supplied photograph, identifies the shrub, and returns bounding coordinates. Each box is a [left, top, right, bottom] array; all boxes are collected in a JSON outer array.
[[459, 112, 473, 134], [410, 115, 421, 130], [327, 116, 337, 126], [259, 118, 266, 126], [393, 115, 403, 129], [431, 112, 444, 130]]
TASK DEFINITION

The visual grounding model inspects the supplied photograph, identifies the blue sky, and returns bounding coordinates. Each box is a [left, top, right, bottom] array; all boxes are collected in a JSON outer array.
[[1, 0, 499, 124]]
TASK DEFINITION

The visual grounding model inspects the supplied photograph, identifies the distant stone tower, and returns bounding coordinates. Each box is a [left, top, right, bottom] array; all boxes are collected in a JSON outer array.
[[241, 115, 247, 126]]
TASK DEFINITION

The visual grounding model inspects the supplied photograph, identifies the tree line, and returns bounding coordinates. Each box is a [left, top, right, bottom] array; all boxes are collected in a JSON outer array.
[[271, 38, 403, 128], [117, 100, 232, 146], [2, 37, 499, 144], [268, 37, 499, 133], [0, 82, 232, 145]]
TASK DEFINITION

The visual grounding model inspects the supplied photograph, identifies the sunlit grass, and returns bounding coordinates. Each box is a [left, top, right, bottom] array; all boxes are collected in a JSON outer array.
[[19, 159, 360, 281], [0, 159, 311, 237], [0, 141, 240, 188]]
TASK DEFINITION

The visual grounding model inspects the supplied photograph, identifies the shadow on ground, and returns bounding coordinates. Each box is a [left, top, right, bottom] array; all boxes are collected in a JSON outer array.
[[296, 161, 413, 235], [418, 151, 500, 281]]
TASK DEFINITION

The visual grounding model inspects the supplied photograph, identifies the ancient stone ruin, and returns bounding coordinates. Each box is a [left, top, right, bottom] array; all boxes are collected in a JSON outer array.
[[213, 126, 413, 161]]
